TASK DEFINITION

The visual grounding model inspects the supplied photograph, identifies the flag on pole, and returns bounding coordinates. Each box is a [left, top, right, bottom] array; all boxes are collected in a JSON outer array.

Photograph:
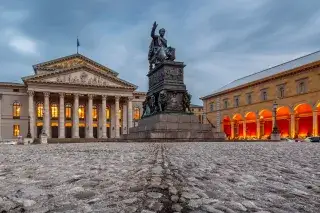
[[77, 37, 80, 53]]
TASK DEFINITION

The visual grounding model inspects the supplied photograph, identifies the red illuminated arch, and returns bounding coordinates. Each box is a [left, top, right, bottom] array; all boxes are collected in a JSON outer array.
[[276, 106, 291, 138], [223, 116, 231, 138], [259, 109, 273, 138], [294, 103, 313, 137]]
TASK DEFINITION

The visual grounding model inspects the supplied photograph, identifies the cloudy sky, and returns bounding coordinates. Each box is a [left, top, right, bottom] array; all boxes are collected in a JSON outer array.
[[1, 0, 320, 104]]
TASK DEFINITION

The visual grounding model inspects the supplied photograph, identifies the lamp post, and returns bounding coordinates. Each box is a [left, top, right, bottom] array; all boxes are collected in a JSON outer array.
[[26, 116, 32, 138], [271, 100, 281, 141]]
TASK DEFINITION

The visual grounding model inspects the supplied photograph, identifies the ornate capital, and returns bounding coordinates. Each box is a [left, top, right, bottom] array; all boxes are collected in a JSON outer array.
[[74, 93, 80, 98], [88, 94, 94, 100], [27, 90, 34, 96], [43, 92, 50, 97], [115, 96, 120, 101], [102, 95, 107, 100], [128, 96, 134, 101], [59, 92, 65, 97]]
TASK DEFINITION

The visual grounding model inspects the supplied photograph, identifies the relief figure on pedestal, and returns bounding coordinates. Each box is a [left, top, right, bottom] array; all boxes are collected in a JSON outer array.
[[148, 21, 176, 69], [183, 91, 192, 112], [158, 90, 168, 112]]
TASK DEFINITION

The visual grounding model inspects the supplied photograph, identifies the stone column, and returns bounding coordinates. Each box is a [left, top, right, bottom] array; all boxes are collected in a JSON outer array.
[[102, 95, 107, 138], [59, 93, 65, 138], [127, 97, 133, 132], [231, 121, 234, 139], [290, 114, 295, 138], [313, 110, 318, 136], [73, 93, 79, 138], [122, 104, 128, 134], [44, 92, 50, 137], [27, 91, 35, 138], [115, 96, 120, 138], [256, 119, 260, 139], [87, 94, 93, 138], [111, 104, 115, 138], [243, 121, 246, 139]]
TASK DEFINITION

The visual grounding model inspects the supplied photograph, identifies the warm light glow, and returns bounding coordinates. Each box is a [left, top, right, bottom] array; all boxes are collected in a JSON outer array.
[[51, 104, 58, 118], [245, 112, 256, 121], [36, 121, 43, 126], [259, 109, 272, 118], [277, 106, 290, 117], [294, 103, 312, 114], [92, 105, 98, 120], [106, 106, 110, 120], [37, 103, 43, 118], [232, 113, 243, 121], [13, 124, 20, 136], [51, 122, 58, 127], [65, 103, 72, 119], [134, 107, 140, 120], [13, 102, 21, 118], [79, 105, 85, 119]]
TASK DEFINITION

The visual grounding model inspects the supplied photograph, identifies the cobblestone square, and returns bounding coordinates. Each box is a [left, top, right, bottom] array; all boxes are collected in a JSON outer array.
[[0, 142, 319, 213]]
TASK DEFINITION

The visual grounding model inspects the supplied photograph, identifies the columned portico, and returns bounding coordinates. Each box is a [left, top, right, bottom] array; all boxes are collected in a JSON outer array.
[[28, 91, 35, 138], [115, 96, 120, 138], [44, 92, 50, 136], [59, 93, 65, 138], [87, 94, 93, 138], [102, 95, 107, 138], [73, 93, 80, 138]]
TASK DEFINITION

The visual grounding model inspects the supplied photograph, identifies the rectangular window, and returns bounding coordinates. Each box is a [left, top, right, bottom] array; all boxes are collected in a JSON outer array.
[[210, 102, 214, 112], [224, 100, 228, 109], [93, 106, 98, 121], [13, 89, 19, 92], [51, 104, 58, 119], [65, 104, 72, 119], [247, 93, 252, 105], [261, 89, 268, 101], [106, 107, 110, 120], [13, 125, 20, 136], [296, 78, 308, 94], [234, 96, 240, 107]]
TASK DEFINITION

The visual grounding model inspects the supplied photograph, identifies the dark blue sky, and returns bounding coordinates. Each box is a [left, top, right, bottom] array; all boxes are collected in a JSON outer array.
[[1, 0, 320, 104]]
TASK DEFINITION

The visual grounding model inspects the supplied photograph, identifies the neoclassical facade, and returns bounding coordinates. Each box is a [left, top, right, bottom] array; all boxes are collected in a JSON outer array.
[[201, 51, 320, 140], [0, 54, 146, 140]]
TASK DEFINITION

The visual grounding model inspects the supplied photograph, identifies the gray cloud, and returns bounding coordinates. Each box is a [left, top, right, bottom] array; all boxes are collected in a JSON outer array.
[[1, 0, 320, 104]]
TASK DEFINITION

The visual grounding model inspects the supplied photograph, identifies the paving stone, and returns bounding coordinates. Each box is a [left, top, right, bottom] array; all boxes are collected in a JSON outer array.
[[147, 192, 163, 199]]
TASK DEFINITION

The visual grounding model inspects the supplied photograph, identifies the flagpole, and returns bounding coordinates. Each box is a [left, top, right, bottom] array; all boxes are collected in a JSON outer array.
[[77, 37, 79, 54]]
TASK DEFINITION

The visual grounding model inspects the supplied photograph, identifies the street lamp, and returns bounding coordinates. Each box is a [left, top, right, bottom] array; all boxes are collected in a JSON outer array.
[[271, 100, 280, 140]]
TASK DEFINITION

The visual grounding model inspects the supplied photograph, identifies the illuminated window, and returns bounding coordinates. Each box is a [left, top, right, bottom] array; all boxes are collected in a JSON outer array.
[[106, 106, 110, 120], [93, 105, 98, 120], [13, 101, 21, 118], [37, 102, 44, 119], [65, 103, 72, 119], [79, 105, 85, 119], [51, 104, 58, 119], [134, 107, 140, 120], [13, 125, 20, 136]]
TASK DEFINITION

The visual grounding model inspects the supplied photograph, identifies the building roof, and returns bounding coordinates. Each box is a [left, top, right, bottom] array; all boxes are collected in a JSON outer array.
[[0, 82, 25, 87], [200, 50, 320, 100], [190, 104, 203, 108], [32, 53, 119, 76]]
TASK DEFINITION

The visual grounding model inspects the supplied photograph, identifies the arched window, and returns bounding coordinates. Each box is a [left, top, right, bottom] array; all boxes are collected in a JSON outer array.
[[13, 101, 21, 118], [37, 102, 44, 119], [79, 105, 85, 119], [106, 106, 110, 120], [92, 105, 98, 121], [299, 82, 305, 94], [65, 103, 72, 119], [134, 107, 140, 120], [51, 104, 58, 119]]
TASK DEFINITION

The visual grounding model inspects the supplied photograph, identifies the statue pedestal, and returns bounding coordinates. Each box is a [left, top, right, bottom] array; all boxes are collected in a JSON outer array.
[[23, 138, 33, 145], [40, 134, 48, 144], [123, 60, 225, 142], [271, 133, 281, 141], [122, 113, 223, 142]]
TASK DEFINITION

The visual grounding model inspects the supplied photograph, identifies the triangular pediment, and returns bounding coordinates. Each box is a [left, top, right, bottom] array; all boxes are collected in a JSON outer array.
[[32, 54, 118, 76], [23, 65, 137, 89]]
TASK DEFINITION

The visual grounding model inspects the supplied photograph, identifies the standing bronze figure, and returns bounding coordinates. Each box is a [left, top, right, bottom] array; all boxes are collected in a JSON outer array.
[[148, 21, 176, 70]]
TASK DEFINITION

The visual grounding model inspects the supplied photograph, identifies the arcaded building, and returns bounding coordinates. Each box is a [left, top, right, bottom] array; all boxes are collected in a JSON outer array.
[[0, 54, 146, 141], [201, 51, 320, 140]]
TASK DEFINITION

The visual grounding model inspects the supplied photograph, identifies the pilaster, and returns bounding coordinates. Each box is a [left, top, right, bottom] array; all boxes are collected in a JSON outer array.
[[313, 110, 318, 136], [27, 91, 35, 138], [122, 104, 128, 134], [102, 95, 107, 138], [127, 97, 133, 132], [73, 93, 79, 138], [115, 96, 120, 138], [290, 114, 295, 138], [88, 94, 93, 138], [44, 92, 50, 137]]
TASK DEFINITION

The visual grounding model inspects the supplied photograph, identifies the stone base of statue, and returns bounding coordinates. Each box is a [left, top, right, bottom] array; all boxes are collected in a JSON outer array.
[[23, 138, 33, 145], [271, 127, 281, 141], [122, 113, 224, 141], [40, 134, 48, 144], [122, 60, 224, 142]]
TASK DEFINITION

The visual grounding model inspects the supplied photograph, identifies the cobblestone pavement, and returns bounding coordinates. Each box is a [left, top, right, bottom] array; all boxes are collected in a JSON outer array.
[[0, 142, 319, 213]]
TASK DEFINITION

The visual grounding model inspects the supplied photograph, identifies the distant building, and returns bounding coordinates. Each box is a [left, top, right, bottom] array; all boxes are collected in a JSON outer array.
[[0, 54, 146, 141], [201, 51, 320, 140], [190, 104, 204, 123]]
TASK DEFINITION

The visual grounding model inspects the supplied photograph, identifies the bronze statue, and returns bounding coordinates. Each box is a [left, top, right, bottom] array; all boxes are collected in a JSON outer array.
[[158, 90, 168, 112], [148, 21, 175, 69]]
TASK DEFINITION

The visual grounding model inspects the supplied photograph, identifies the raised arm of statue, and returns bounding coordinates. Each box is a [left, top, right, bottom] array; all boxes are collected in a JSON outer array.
[[151, 21, 158, 38]]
